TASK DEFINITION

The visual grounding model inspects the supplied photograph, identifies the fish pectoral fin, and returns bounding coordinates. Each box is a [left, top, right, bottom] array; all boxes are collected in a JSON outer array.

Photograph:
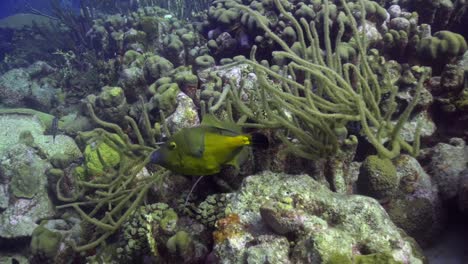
[[183, 128, 205, 158]]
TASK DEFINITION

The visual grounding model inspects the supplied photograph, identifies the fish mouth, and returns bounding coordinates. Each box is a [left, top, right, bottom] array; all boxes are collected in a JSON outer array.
[[150, 150, 162, 164]]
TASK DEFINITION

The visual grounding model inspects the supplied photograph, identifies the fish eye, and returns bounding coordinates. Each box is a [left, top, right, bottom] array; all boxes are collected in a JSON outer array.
[[169, 142, 177, 150]]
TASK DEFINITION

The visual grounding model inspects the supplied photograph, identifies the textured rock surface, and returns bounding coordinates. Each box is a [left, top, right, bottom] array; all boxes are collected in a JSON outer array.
[[0, 112, 82, 160], [0, 61, 58, 111], [213, 171, 425, 263], [424, 138, 467, 200], [388, 155, 445, 247], [0, 144, 55, 239], [166, 92, 200, 134]]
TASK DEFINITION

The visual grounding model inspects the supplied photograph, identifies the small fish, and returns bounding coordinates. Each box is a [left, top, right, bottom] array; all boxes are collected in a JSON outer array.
[[150, 114, 268, 176], [51, 116, 59, 143]]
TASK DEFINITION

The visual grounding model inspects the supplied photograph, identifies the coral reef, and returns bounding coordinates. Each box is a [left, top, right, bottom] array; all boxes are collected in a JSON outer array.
[[212, 171, 425, 263], [0, 0, 467, 262]]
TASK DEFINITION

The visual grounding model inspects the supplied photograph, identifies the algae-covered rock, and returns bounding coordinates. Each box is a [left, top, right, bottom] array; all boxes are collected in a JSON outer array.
[[30, 225, 62, 261], [0, 144, 55, 239], [0, 144, 49, 200], [59, 112, 94, 136], [423, 138, 467, 200], [166, 92, 200, 134], [357, 155, 399, 201], [214, 171, 424, 263], [388, 155, 444, 247], [0, 61, 58, 111], [0, 255, 29, 264], [0, 110, 82, 161]]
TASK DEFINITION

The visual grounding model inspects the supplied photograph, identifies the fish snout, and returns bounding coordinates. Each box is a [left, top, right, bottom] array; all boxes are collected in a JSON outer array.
[[150, 150, 163, 164]]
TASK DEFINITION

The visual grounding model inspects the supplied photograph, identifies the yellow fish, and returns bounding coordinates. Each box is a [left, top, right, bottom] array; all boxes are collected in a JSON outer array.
[[150, 114, 268, 175]]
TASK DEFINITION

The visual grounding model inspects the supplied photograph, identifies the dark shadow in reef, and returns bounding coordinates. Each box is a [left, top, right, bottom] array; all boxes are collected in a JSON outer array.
[[424, 197, 468, 264]]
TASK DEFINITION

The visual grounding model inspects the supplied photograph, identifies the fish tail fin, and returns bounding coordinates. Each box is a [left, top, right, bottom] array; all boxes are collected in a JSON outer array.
[[248, 132, 269, 149]]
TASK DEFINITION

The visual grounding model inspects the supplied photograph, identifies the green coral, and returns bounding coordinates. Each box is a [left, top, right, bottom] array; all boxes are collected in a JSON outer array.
[[123, 50, 141, 66], [97, 86, 125, 107], [194, 55, 215, 72], [164, 34, 184, 55], [30, 225, 62, 260], [139, 16, 160, 40], [143, 55, 174, 81], [454, 89, 468, 111], [150, 82, 180, 114], [182, 193, 228, 227], [117, 203, 179, 261], [357, 155, 399, 200], [354, 252, 402, 264], [160, 208, 179, 233], [208, 4, 240, 27], [325, 253, 352, 264], [417, 30, 467, 61], [83, 139, 121, 177], [166, 231, 193, 255], [55, 104, 165, 252]]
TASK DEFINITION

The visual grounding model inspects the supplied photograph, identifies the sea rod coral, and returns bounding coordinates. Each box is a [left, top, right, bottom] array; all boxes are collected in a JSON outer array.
[[216, 0, 429, 160], [55, 103, 169, 252]]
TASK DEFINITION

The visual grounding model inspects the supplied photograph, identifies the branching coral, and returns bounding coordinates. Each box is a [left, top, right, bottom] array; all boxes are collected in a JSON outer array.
[[50, 0, 94, 48], [55, 103, 169, 252], [216, 0, 429, 160]]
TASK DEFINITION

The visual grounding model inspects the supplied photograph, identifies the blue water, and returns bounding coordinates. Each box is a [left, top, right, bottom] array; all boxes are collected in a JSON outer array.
[[0, 0, 80, 19]]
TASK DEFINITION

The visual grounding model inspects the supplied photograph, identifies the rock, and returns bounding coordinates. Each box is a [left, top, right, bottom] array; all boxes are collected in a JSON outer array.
[[0, 112, 45, 155], [59, 112, 94, 136], [0, 144, 55, 239], [398, 111, 436, 142], [388, 5, 402, 18], [356, 155, 399, 201], [439, 64, 465, 95], [213, 171, 425, 263], [390, 17, 410, 32], [245, 235, 290, 264], [0, 255, 29, 264], [0, 111, 82, 162], [0, 68, 30, 106], [0, 62, 58, 111], [166, 92, 200, 134], [388, 155, 444, 247], [424, 138, 467, 200], [457, 169, 468, 214]]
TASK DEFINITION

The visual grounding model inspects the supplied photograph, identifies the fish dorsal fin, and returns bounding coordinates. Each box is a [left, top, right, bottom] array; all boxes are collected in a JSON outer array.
[[201, 114, 241, 134]]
